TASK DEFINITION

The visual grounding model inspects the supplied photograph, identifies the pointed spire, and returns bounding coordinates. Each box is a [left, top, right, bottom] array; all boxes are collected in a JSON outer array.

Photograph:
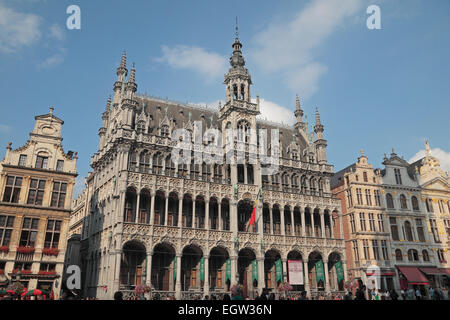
[[129, 63, 136, 83], [315, 107, 321, 125], [116, 50, 128, 80], [235, 16, 239, 39], [120, 51, 126, 69], [105, 96, 111, 112]]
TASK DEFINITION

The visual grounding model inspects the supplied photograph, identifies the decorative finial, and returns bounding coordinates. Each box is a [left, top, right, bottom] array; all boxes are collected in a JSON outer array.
[[315, 107, 321, 125], [7, 142, 12, 150], [425, 139, 431, 157], [235, 16, 239, 39], [296, 95, 300, 109], [49, 106, 54, 115], [360, 149, 364, 156]]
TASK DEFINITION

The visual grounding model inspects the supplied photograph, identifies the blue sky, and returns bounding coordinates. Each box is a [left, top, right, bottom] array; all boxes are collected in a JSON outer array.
[[0, 0, 449, 196]]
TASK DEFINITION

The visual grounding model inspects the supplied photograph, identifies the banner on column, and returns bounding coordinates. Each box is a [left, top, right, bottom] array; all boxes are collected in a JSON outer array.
[[335, 260, 344, 283], [315, 260, 325, 285], [225, 259, 231, 282], [275, 259, 283, 282], [288, 260, 303, 285], [200, 257, 205, 281], [173, 256, 177, 281], [252, 259, 258, 282]]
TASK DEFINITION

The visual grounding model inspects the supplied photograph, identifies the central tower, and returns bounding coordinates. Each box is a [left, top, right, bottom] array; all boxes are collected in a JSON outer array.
[[219, 23, 259, 122]]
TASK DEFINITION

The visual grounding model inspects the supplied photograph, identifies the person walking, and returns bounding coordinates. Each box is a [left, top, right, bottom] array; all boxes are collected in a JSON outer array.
[[415, 288, 421, 300], [390, 289, 399, 301], [400, 289, 406, 300]]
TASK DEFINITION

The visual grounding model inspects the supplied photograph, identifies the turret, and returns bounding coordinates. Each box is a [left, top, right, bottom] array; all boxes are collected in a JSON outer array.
[[314, 108, 327, 165]]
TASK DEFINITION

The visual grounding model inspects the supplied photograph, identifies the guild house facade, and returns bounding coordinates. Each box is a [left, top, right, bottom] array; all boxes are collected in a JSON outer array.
[[72, 32, 346, 300], [0, 109, 77, 299], [332, 144, 450, 297]]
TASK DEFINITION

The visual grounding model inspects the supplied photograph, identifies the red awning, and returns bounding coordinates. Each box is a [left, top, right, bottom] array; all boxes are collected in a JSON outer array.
[[397, 266, 430, 285], [440, 268, 450, 276], [419, 267, 447, 276]]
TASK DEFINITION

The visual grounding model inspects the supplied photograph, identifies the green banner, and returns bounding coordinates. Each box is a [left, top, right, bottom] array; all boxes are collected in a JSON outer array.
[[315, 260, 325, 285], [252, 259, 258, 282], [335, 261, 344, 283], [200, 257, 205, 281], [275, 259, 283, 282], [173, 256, 177, 281], [225, 259, 231, 282]]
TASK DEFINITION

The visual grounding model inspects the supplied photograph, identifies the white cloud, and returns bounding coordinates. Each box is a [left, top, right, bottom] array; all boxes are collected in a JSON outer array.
[[156, 45, 227, 82], [38, 47, 65, 69], [250, 0, 363, 98], [0, 2, 42, 53], [49, 23, 65, 41], [409, 148, 450, 173]]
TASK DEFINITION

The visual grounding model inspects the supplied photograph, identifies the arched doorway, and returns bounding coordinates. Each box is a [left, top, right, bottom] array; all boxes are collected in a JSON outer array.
[[272, 204, 281, 234], [328, 252, 344, 292], [182, 194, 193, 228], [120, 240, 146, 289], [168, 192, 178, 226], [209, 247, 230, 292], [195, 196, 205, 229], [139, 189, 151, 224], [308, 251, 325, 293], [154, 190, 165, 225], [264, 249, 282, 291], [221, 198, 230, 231], [287, 251, 304, 292], [238, 248, 257, 298], [124, 187, 137, 223], [151, 243, 176, 291], [209, 197, 219, 230], [181, 245, 203, 291], [238, 199, 254, 232]]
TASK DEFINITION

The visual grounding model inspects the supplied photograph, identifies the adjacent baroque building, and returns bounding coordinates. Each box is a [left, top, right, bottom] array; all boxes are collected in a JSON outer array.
[[0, 108, 77, 299], [73, 33, 346, 300]]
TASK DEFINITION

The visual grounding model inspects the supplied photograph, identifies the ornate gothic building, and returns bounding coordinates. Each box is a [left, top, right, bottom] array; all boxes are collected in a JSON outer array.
[[72, 33, 346, 299]]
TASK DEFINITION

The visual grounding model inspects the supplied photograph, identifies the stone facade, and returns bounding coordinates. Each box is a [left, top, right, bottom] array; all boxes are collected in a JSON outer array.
[[71, 34, 346, 300], [0, 108, 77, 299], [332, 144, 450, 297]]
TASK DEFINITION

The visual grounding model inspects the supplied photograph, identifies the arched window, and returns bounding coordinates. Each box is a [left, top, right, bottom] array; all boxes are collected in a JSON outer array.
[[386, 193, 394, 209], [400, 194, 408, 209], [240, 83, 245, 100], [282, 172, 289, 188], [408, 249, 419, 262], [129, 152, 138, 171], [301, 176, 307, 194], [405, 221, 414, 241], [411, 196, 419, 211], [152, 153, 163, 174], [165, 155, 175, 176], [237, 120, 250, 143], [291, 175, 299, 189], [422, 250, 430, 262], [139, 151, 151, 173], [291, 149, 298, 161], [395, 249, 403, 261], [160, 125, 170, 137]]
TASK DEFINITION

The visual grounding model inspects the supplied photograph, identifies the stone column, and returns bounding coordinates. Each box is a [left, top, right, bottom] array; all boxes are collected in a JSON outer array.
[[339, 213, 344, 239], [301, 207, 306, 237], [244, 164, 248, 185], [282, 258, 288, 282], [205, 200, 210, 230], [231, 255, 237, 287], [135, 192, 141, 223], [204, 255, 210, 296], [311, 211, 316, 237], [218, 201, 222, 231], [329, 214, 335, 238], [192, 199, 196, 228], [320, 209, 325, 238], [324, 260, 330, 293], [150, 191, 155, 225], [178, 198, 183, 228], [145, 252, 153, 286], [280, 206, 286, 236], [175, 254, 182, 299], [257, 256, 265, 295], [113, 249, 122, 294], [290, 209, 295, 236], [303, 260, 310, 294], [164, 196, 169, 226], [269, 206, 273, 235]]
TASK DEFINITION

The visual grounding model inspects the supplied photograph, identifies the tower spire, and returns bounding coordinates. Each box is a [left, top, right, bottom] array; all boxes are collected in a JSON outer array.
[[235, 16, 239, 39]]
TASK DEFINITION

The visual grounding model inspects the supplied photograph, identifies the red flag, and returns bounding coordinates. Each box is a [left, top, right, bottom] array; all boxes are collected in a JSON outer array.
[[249, 199, 257, 227]]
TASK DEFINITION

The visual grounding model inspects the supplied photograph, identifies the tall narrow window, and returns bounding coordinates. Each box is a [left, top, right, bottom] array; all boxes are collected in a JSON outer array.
[[18, 155, 27, 167], [368, 213, 375, 231], [363, 239, 370, 260], [386, 193, 394, 209], [356, 188, 363, 205], [411, 196, 419, 211], [19, 217, 39, 247], [35, 155, 48, 169], [27, 179, 46, 205], [44, 219, 61, 248], [365, 190, 372, 206], [352, 240, 359, 261], [416, 219, 425, 242], [347, 191, 353, 207], [374, 190, 381, 206], [404, 221, 414, 241], [381, 240, 389, 260], [2, 176, 22, 203], [372, 240, 380, 260], [51, 182, 67, 208], [394, 168, 402, 185], [359, 213, 366, 231], [378, 214, 385, 232], [400, 194, 408, 209], [430, 219, 440, 243], [139, 152, 151, 173], [349, 213, 356, 233], [390, 217, 399, 241], [395, 249, 402, 261], [363, 172, 368, 182], [0, 215, 15, 246]]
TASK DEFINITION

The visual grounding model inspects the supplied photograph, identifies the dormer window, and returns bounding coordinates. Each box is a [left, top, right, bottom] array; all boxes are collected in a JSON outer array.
[[18, 155, 27, 167], [292, 150, 298, 161], [56, 160, 64, 171], [161, 125, 170, 137], [35, 155, 48, 169]]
